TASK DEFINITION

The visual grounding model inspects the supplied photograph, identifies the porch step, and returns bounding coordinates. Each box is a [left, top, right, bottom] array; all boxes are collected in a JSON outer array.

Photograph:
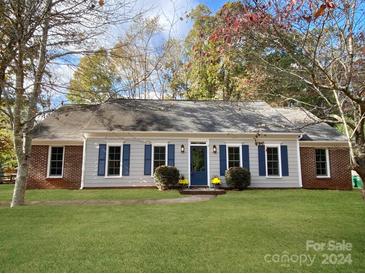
[[179, 188, 226, 195]]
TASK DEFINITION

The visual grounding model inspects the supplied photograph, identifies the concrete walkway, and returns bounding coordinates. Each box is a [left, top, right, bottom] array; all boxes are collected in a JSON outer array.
[[0, 195, 216, 207]]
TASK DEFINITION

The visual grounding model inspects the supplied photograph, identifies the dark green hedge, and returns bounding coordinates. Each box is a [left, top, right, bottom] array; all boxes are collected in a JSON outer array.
[[225, 167, 251, 190], [154, 166, 180, 191]]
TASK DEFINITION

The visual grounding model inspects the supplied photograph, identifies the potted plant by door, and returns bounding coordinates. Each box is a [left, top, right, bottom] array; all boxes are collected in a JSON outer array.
[[211, 176, 221, 189], [178, 175, 189, 189]]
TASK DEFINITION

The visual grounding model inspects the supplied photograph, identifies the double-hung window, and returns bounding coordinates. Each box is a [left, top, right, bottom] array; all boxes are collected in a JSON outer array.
[[315, 149, 330, 177], [227, 146, 241, 168], [266, 146, 280, 176], [153, 145, 166, 172], [48, 146, 64, 177], [107, 146, 121, 176]]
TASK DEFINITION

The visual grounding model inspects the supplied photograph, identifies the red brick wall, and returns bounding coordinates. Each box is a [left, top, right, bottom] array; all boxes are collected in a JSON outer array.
[[27, 145, 83, 189], [300, 147, 352, 190]]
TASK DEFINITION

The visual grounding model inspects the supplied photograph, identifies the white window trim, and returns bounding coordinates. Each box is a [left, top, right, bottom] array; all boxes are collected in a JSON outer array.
[[47, 146, 65, 178], [265, 144, 282, 178], [316, 148, 331, 178], [105, 143, 123, 178], [296, 139, 303, 187], [80, 135, 87, 189], [226, 144, 243, 169], [151, 143, 168, 176]]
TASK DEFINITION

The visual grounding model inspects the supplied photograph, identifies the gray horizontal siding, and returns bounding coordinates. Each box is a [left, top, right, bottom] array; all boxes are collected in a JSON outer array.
[[84, 138, 188, 187], [84, 137, 301, 188], [210, 139, 300, 188]]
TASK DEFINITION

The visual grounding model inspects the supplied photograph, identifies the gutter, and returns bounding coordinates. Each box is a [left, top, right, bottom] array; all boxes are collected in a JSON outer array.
[[299, 140, 349, 147], [31, 139, 83, 145], [82, 130, 303, 137], [297, 134, 303, 188]]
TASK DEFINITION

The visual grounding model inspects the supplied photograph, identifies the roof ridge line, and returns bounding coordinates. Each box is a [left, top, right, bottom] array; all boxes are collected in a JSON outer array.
[[272, 107, 303, 132]]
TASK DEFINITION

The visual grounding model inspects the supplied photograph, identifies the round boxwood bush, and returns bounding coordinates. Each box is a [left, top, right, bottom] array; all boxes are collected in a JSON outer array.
[[154, 165, 180, 191], [225, 167, 251, 190]]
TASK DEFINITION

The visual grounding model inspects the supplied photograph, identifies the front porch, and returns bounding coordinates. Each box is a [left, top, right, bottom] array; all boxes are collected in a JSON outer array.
[[179, 187, 226, 195]]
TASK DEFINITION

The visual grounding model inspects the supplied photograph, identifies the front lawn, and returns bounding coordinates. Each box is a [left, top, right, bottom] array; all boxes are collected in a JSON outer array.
[[0, 184, 180, 202], [0, 186, 364, 272]]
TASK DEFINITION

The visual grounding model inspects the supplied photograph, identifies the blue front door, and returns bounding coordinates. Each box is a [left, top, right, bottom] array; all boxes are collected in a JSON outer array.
[[190, 146, 208, 186]]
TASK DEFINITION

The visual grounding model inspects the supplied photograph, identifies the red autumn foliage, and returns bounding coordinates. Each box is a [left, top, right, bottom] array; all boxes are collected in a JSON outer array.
[[314, 4, 327, 18], [208, 0, 338, 45], [303, 15, 312, 22], [202, 0, 339, 57]]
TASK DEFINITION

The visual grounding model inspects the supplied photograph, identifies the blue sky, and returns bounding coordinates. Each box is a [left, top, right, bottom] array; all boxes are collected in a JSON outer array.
[[201, 0, 226, 11]]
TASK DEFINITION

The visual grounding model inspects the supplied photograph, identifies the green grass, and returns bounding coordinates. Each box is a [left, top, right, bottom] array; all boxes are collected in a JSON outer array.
[[0, 186, 364, 272], [0, 184, 181, 202]]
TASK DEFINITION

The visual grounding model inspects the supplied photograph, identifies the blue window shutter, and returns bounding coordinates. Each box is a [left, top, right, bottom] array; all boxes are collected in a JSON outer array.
[[144, 144, 152, 175], [258, 145, 266, 176], [219, 145, 227, 176], [242, 145, 250, 170], [122, 144, 130, 176], [281, 145, 289, 176], [168, 144, 175, 166], [97, 144, 106, 176]]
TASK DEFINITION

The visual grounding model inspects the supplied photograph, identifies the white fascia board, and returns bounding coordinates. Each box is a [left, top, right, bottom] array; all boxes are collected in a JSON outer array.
[[32, 139, 83, 145], [83, 130, 302, 140], [299, 141, 349, 148]]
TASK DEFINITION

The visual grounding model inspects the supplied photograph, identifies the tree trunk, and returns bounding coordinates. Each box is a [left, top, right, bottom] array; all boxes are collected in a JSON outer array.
[[354, 153, 365, 189], [10, 131, 33, 207], [10, 0, 52, 207], [351, 144, 365, 199], [0, 69, 5, 100], [10, 106, 37, 207], [10, 158, 30, 207]]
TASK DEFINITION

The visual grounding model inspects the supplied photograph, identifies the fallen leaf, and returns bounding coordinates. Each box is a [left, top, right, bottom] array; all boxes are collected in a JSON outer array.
[[325, 1, 335, 9], [303, 15, 312, 23], [314, 4, 326, 18]]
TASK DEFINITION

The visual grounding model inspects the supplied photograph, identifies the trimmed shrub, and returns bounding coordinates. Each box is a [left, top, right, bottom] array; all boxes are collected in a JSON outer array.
[[225, 167, 251, 190], [154, 166, 180, 191]]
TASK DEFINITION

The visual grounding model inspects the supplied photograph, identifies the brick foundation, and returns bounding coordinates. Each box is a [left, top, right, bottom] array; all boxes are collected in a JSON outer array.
[[300, 147, 352, 190], [27, 145, 83, 189]]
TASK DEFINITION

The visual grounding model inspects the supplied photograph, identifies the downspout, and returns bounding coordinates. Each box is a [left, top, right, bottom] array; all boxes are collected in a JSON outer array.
[[297, 134, 303, 188], [80, 134, 87, 190]]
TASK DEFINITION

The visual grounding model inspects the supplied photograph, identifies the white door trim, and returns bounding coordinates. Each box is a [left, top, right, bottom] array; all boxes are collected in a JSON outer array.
[[188, 139, 210, 187]]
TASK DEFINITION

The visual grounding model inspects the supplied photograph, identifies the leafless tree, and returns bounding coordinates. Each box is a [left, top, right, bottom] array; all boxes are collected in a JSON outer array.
[[0, 0, 140, 207], [110, 15, 182, 100]]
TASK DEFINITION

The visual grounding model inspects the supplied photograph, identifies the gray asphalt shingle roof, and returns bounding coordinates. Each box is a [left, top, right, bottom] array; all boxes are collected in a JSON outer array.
[[31, 99, 345, 141], [274, 107, 346, 141]]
